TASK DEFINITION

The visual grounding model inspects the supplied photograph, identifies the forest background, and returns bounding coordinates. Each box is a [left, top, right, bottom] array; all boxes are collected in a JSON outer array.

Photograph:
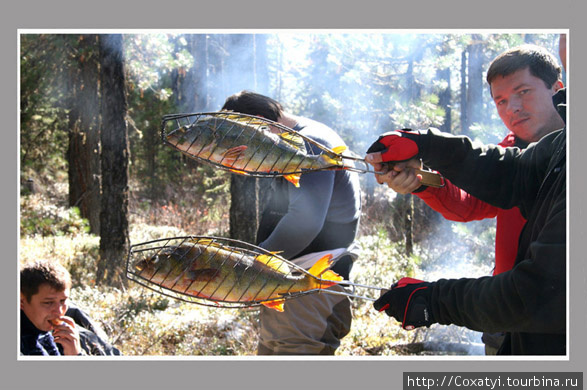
[[19, 31, 564, 356]]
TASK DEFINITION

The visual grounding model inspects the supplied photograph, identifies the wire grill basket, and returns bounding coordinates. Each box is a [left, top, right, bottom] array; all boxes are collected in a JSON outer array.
[[161, 112, 443, 186], [126, 236, 329, 309], [161, 112, 351, 178]]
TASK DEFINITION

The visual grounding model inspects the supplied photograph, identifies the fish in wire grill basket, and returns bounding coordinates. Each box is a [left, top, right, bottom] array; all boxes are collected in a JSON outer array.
[[126, 236, 386, 312], [161, 111, 444, 188], [161, 112, 350, 188]]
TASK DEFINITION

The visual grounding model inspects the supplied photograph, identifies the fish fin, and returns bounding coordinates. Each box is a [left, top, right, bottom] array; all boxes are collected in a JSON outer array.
[[279, 132, 306, 150], [189, 238, 218, 248], [307, 254, 343, 288], [191, 238, 212, 245], [262, 299, 285, 312], [317, 270, 343, 287], [308, 254, 334, 276], [284, 174, 301, 187], [219, 113, 268, 127], [222, 145, 248, 160], [187, 268, 219, 282], [256, 254, 290, 274], [188, 238, 225, 252], [332, 145, 347, 154], [319, 151, 344, 167]]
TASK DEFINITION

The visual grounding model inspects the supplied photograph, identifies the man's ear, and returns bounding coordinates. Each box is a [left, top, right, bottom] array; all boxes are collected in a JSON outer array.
[[553, 80, 564, 92], [20, 293, 26, 308]]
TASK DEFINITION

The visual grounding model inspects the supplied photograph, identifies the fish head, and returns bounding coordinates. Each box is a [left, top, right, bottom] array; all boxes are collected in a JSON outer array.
[[166, 122, 217, 157], [134, 245, 195, 280], [134, 252, 168, 280]]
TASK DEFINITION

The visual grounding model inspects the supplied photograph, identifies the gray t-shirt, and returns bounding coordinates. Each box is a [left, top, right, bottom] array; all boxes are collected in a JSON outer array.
[[258, 116, 361, 259]]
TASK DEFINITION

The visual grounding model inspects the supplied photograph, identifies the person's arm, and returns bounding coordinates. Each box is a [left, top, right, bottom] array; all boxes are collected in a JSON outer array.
[[377, 197, 565, 334], [430, 189, 565, 334], [372, 130, 566, 333], [367, 128, 560, 214], [420, 129, 564, 216], [379, 159, 500, 222], [416, 133, 522, 221], [258, 170, 334, 259], [416, 181, 498, 222]]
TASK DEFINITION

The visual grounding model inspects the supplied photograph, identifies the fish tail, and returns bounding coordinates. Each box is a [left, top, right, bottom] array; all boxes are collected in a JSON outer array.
[[332, 145, 348, 154], [319, 146, 346, 166], [307, 254, 343, 288]]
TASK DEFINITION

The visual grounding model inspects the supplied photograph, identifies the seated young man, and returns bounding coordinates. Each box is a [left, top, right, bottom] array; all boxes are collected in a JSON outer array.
[[20, 260, 120, 356]]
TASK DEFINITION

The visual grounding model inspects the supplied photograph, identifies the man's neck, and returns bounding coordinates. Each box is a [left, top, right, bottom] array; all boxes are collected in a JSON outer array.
[[277, 112, 299, 129]]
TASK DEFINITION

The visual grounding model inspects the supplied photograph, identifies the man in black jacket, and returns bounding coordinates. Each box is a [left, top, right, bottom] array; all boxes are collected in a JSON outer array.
[[364, 94, 566, 355]]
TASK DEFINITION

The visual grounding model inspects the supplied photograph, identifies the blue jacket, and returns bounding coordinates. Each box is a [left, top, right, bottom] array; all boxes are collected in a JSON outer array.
[[20, 310, 60, 355]]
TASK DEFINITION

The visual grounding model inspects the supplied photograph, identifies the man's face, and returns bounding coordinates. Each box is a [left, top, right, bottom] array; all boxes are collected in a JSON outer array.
[[491, 67, 564, 142], [20, 284, 69, 332]]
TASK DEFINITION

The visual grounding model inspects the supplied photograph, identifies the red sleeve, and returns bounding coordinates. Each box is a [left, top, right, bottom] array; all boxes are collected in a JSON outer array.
[[415, 133, 516, 222], [416, 180, 498, 222]]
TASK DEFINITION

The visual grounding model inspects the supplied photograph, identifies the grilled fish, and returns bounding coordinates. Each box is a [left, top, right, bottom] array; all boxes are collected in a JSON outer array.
[[134, 239, 342, 312], [165, 113, 347, 187]]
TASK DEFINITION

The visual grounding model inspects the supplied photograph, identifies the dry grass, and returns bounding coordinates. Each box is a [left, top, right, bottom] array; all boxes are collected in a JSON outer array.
[[19, 181, 490, 357]]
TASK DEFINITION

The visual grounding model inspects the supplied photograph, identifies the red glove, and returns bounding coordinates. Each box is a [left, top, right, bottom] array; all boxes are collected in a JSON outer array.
[[366, 130, 421, 163], [373, 277, 435, 330]]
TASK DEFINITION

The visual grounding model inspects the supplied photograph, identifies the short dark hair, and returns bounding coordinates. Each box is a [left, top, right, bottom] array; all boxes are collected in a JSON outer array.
[[221, 91, 284, 122], [20, 261, 72, 302], [487, 44, 562, 93]]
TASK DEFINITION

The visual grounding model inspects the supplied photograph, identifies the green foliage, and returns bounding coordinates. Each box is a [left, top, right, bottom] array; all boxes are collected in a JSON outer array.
[[124, 34, 193, 93], [20, 34, 74, 176], [20, 194, 90, 237], [19, 32, 559, 356]]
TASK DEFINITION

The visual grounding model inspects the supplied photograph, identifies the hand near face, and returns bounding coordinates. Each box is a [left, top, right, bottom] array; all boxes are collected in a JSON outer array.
[[51, 316, 82, 355]]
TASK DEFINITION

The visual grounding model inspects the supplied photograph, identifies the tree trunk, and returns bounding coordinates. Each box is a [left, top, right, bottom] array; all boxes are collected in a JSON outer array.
[[67, 34, 101, 234], [398, 43, 425, 253], [397, 194, 414, 257], [466, 36, 484, 135], [227, 34, 266, 242], [174, 34, 207, 113], [229, 175, 258, 243], [437, 66, 452, 134], [253, 34, 270, 94], [460, 50, 468, 135], [97, 34, 130, 288]]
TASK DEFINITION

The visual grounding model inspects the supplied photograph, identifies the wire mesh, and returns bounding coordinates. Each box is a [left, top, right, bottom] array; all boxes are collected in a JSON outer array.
[[161, 111, 444, 187], [126, 236, 330, 309], [161, 112, 352, 177]]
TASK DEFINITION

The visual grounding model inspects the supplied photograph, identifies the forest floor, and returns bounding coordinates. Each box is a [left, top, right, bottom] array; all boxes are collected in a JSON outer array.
[[19, 178, 489, 357]]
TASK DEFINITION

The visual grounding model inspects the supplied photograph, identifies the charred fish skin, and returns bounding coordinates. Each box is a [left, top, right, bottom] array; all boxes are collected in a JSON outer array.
[[134, 242, 341, 311], [166, 115, 343, 176], [135, 246, 203, 291]]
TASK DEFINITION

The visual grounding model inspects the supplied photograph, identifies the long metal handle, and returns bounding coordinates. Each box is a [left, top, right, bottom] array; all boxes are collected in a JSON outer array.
[[340, 155, 444, 188], [276, 279, 388, 302], [318, 280, 389, 302]]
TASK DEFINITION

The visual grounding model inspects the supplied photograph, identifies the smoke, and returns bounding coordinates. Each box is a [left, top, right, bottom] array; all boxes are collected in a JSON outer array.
[[412, 216, 496, 355], [182, 34, 272, 113], [166, 32, 550, 355]]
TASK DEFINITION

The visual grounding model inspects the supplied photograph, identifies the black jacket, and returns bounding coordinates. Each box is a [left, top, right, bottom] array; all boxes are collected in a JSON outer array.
[[20, 310, 61, 355], [417, 127, 566, 355], [20, 304, 121, 356]]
